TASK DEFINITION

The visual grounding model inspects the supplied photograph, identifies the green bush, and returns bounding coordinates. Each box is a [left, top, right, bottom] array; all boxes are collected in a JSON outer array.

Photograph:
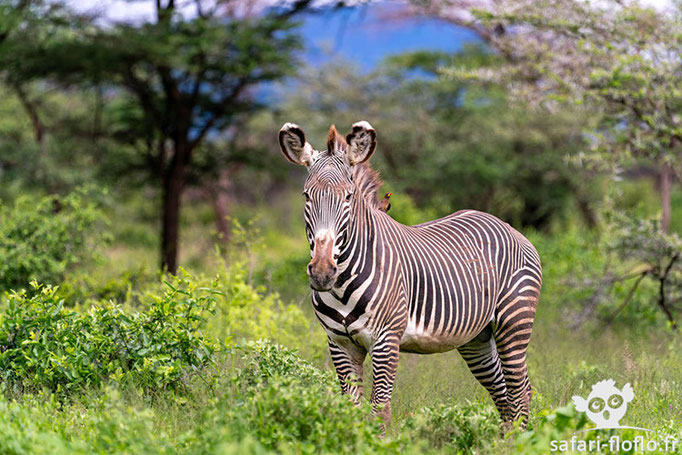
[[206, 261, 325, 359], [0, 271, 219, 394], [0, 343, 386, 455], [198, 341, 399, 455], [0, 395, 80, 455], [58, 266, 159, 306], [403, 401, 501, 453], [14, 338, 673, 455], [0, 190, 106, 292], [0, 390, 180, 455]]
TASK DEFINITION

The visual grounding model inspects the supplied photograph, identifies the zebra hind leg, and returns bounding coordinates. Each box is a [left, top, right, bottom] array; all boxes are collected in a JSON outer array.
[[494, 273, 539, 429], [458, 322, 510, 425]]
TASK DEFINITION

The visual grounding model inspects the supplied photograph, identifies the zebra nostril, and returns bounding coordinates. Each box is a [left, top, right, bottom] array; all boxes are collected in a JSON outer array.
[[307, 263, 313, 275], [331, 265, 338, 274], [333, 254, 339, 261]]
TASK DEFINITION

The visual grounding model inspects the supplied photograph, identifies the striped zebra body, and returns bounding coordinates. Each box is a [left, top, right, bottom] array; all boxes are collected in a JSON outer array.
[[279, 121, 542, 429]]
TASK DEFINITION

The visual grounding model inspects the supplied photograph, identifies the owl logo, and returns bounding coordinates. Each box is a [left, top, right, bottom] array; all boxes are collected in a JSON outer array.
[[572, 379, 634, 429]]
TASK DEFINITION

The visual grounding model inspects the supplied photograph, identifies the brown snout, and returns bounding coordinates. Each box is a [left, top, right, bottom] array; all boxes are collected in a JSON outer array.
[[308, 233, 338, 291]]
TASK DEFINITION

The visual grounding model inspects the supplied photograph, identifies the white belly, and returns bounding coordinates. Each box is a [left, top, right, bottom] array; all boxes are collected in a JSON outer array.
[[399, 319, 474, 354]]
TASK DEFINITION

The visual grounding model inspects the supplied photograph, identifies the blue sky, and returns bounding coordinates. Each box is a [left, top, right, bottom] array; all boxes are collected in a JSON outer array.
[[297, 4, 478, 69]]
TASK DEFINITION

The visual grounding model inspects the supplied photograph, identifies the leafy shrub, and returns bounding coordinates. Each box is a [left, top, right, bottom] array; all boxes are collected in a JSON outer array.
[[512, 405, 589, 454], [0, 189, 106, 292], [0, 271, 219, 394], [207, 262, 325, 359], [403, 400, 501, 453], [0, 339, 579, 455], [0, 390, 179, 455], [563, 208, 682, 330], [58, 266, 159, 306], [0, 395, 79, 455], [192, 342, 508, 454], [222, 341, 390, 454]]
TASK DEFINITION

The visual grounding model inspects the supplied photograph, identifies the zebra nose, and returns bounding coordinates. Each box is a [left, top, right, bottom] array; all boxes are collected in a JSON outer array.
[[307, 262, 337, 276]]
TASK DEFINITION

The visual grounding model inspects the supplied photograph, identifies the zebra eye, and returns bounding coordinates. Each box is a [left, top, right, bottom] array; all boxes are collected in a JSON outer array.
[[345, 193, 352, 201], [303, 192, 311, 202]]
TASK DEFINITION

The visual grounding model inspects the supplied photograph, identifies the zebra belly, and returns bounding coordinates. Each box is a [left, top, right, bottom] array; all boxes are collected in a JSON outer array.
[[399, 315, 489, 354], [399, 326, 459, 354]]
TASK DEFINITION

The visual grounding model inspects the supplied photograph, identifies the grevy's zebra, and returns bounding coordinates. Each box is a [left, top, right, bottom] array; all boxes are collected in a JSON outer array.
[[279, 121, 542, 429]]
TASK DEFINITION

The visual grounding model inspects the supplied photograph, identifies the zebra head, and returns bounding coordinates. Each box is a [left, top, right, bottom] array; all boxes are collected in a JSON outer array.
[[279, 121, 377, 291]]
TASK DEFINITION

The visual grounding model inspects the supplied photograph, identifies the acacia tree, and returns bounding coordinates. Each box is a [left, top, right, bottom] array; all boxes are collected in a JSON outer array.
[[11, 0, 312, 273], [274, 48, 597, 229], [415, 0, 682, 232], [0, 0, 103, 194]]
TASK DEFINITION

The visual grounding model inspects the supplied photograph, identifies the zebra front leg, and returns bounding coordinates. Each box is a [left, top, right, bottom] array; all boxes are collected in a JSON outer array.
[[328, 338, 366, 404], [369, 334, 401, 426]]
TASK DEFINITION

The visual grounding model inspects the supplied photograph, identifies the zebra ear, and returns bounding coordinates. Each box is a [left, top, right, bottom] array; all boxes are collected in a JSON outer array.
[[279, 123, 318, 166], [345, 121, 376, 165]]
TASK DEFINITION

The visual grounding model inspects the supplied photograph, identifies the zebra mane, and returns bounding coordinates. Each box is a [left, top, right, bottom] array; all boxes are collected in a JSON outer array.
[[353, 162, 383, 209]]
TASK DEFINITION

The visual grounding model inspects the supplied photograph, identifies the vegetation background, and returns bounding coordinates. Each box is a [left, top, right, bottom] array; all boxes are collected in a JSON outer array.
[[0, 0, 680, 453]]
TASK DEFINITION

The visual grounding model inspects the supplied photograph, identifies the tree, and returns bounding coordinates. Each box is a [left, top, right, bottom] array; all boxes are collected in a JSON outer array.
[[414, 0, 682, 232], [0, 0, 103, 196], [10, 0, 312, 273], [274, 47, 598, 229]]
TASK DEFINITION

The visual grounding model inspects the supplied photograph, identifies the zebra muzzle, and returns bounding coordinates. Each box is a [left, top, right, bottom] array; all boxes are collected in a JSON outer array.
[[308, 233, 338, 291]]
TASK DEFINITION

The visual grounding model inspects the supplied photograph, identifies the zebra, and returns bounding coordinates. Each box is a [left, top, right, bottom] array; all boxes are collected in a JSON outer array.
[[278, 121, 542, 429]]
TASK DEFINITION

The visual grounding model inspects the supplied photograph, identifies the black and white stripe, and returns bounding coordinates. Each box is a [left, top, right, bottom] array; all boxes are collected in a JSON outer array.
[[280, 122, 542, 429]]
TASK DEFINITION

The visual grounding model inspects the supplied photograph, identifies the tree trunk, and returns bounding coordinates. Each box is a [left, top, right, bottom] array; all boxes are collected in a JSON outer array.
[[160, 141, 190, 274], [660, 161, 672, 233], [161, 172, 182, 274]]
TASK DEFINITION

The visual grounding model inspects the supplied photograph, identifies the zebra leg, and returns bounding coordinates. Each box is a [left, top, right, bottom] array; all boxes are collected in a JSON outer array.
[[494, 273, 539, 428], [328, 338, 367, 404], [369, 333, 401, 426], [458, 323, 509, 422]]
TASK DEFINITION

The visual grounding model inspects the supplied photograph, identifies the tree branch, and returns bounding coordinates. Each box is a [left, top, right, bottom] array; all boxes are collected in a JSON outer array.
[[11, 81, 45, 147], [122, 67, 163, 130], [0, 0, 31, 45], [604, 272, 647, 325], [189, 77, 249, 150], [657, 253, 679, 330], [274, 0, 314, 19]]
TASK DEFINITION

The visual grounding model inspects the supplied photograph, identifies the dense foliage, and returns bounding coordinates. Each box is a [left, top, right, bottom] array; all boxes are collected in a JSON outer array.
[[569, 208, 682, 329], [267, 47, 598, 229], [0, 190, 104, 292], [1, 335, 680, 454], [427, 0, 682, 231], [0, 274, 219, 394]]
